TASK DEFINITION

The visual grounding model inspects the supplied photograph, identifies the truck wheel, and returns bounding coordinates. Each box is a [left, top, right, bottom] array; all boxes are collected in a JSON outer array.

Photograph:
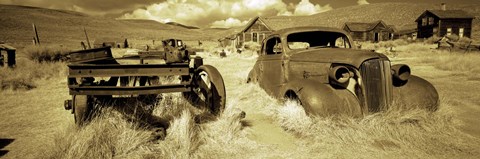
[[74, 95, 93, 126], [184, 65, 226, 115]]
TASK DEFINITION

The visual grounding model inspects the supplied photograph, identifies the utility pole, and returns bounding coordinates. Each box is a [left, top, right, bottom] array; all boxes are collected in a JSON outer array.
[[32, 23, 40, 45], [84, 27, 91, 49]]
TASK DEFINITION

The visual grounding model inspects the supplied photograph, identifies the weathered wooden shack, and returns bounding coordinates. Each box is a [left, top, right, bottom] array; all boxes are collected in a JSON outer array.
[[222, 16, 300, 48], [415, 4, 474, 38], [392, 24, 418, 40], [343, 20, 395, 42]]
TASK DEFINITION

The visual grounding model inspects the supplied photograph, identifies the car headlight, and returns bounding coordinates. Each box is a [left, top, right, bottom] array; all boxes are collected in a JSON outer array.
[[391, 64, 410, 86], [329, 65, 352, 86]]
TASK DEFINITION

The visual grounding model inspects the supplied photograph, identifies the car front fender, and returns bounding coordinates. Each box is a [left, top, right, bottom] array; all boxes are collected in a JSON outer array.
[[281, 79, 363, 117], [392, 75, 439, 111]]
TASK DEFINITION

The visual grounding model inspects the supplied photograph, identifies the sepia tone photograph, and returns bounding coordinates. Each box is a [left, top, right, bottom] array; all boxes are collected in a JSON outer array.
[[0, 0, 479, 158]]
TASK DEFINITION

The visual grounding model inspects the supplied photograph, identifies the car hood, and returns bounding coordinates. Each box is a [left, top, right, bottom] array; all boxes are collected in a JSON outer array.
[[289, 48, 388, 68]]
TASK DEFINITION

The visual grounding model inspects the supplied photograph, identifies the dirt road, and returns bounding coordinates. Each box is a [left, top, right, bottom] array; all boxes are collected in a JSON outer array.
[[0, 78, 71, 158]]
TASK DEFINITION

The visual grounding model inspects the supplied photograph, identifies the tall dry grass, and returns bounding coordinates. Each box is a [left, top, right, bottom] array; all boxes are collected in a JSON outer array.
[[272, 99, 480, 158], [362, 41, 480, 79], [23, 45, 71, 63], [42, 93, 264, 158], [0, 59, 66, 90], [0, 45, 70, 90]]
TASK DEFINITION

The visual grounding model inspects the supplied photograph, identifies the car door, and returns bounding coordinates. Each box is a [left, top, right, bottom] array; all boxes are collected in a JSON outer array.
[[258, 36, 285, 95]]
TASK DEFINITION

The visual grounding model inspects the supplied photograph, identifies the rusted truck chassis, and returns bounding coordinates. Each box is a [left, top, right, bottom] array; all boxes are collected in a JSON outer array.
[[64, 45, 225, 125]]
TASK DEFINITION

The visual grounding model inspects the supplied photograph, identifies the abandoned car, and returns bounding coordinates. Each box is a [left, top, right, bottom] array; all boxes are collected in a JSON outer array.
[[247, 27, 439, 117]]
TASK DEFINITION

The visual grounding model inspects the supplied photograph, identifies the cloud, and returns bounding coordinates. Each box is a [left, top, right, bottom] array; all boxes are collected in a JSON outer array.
[[121, 0, 334, 28], [293, 0, 332, 16], [0, 0, 158, 16], [357, 0, 370, 5], [0, 0, 335, 28], [211, 18, 249, 28], [121, 0, 291, 28]]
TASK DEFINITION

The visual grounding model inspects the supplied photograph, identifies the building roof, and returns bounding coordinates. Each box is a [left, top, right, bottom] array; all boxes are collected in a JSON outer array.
[[343, 20, 391, 32], [415, 10, 474, 21], [0, 44, 16, 50], [241, 16, 317, 33], [428, 10, 474, 19], [274, 26, 349, 36], [393, 23, 417, 35]]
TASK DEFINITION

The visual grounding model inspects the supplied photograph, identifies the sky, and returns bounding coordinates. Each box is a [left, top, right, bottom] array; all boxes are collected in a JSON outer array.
[[0, 0, 478, 28]]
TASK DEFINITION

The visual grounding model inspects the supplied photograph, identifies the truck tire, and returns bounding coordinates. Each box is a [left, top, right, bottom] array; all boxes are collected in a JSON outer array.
[[183, 65, 226, 115], [74, 95, 92, 126]]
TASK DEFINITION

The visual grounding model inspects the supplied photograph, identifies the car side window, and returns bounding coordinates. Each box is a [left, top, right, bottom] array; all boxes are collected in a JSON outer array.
[[265, 37, 282, 55], [335, 37, 350, 48]]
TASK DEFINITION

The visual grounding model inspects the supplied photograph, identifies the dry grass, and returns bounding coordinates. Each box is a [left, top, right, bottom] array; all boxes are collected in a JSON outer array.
[[42, 109, 153, 159], [365, 42, 480, 79], [41, 93, 265, 158], [273, 99, 480, 158], [23, 45, 70, 63], [0, 58, 66, 90]]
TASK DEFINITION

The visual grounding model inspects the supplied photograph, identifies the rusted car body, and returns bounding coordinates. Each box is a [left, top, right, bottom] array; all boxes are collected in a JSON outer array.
[[247, 27, 438, 117]]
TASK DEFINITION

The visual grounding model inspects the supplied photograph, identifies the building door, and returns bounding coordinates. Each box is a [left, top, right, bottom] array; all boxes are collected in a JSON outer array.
[[374, 33, 379, 42]]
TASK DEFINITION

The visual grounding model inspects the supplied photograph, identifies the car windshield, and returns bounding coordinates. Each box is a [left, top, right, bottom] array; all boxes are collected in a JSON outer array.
[[287, 31, 351, 49]]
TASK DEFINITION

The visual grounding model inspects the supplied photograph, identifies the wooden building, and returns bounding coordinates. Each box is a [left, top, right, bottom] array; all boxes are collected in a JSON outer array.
[[221, 16, 301, 48], [392, 24, 418, 40], [415, 6, 474, 38], [343, 20, 395, 42]]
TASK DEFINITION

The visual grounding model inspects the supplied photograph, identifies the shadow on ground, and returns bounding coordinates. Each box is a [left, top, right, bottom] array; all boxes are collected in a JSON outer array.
[[0, 138, 14, 157]]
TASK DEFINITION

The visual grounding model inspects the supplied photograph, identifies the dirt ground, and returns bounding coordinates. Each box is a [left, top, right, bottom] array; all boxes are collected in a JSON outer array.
[[1, 50, 479, 158]]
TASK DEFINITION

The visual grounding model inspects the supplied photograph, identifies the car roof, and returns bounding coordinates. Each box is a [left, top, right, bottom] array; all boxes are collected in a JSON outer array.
[[273, 26, 348, 36]]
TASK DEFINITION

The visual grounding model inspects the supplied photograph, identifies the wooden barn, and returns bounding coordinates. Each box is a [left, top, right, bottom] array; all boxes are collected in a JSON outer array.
[[343, 20, 395, 42], [415, 4, 474, 39], [392, 24, 418, 40], [221, 16, 301, 48]]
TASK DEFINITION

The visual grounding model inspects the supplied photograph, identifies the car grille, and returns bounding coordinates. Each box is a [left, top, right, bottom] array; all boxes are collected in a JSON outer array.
[[360, 59, 393, 112]]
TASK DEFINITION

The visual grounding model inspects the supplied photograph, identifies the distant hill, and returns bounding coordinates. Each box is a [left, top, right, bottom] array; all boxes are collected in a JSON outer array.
[[0, 5, 215, 48], [222, 3, 480, 40], [166, 22, 200, 29], [306, 3, 480, 39], [305, 3, 432, 28]]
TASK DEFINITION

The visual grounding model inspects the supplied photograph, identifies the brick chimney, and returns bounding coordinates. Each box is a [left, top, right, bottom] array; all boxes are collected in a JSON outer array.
[[441, 3, 447, 11]]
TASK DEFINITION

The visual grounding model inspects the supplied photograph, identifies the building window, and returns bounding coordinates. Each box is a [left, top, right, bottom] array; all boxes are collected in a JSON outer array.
[[422, 18, 427, 26], [428, 17, 434, 25], [459, 28, 464, 38], [447, 28, 452, 36], [252, 33, 258, 42]]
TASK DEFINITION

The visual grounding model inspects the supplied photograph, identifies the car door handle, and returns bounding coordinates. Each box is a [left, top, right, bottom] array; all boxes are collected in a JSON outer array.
[[259, 63, 264, 71]]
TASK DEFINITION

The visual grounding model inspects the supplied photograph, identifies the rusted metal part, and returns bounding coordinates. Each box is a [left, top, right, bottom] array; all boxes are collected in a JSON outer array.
[[69, 47, 113, 63], [69, 84, 191, 95], [248, 27, 439, 117], [68, 63, 190, 77], [65, 43, 226, 126]]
